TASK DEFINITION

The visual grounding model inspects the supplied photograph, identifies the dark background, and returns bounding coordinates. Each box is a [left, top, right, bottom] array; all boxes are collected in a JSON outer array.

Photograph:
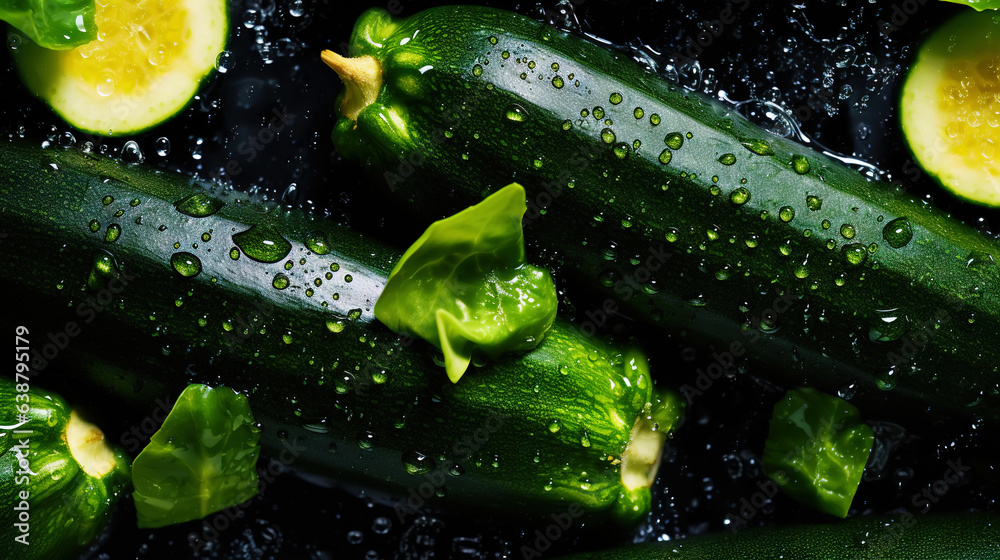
[[3, 0, 999, 558]]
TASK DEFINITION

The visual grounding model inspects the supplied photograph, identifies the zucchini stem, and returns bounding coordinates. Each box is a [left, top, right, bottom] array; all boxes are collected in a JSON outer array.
[[64, 411, 117, 478], [620, 411, 667, 492], [321, 49, 382, 121]]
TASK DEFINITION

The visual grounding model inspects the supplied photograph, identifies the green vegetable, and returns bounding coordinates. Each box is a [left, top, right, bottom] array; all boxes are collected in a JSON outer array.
[[11, 0, 228, 135], [551, 512, 1000, 559], [1, 0, 95, 49], [132, 384, 260, 529], [0, 378, 130, 560], [375, 182, 558, 383], [939, 0, 1000, 11], [326, 6, 1000, 424], [900, 8, 1000, 206], [761, 388, 873, 518], [0, 140, 684, 524]]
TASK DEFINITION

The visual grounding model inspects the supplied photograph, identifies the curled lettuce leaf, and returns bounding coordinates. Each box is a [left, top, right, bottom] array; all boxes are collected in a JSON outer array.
[[132, 384, 260, 529], [2, 0, 97, 49], [374, 183, 558, 383], [762, 387, 874, 518]]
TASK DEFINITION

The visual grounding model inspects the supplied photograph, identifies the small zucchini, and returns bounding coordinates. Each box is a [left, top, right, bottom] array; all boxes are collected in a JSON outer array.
[[0, 140, 682, 523], [326, 6, 1000, 423], [0, 378, 130, 560]]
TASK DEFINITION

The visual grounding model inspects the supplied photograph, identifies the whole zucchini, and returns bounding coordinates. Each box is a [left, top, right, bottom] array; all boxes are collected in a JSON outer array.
[[0, 140, 681, 523], [0, 377, 130, 560], [551, 512, 1000, 559], [325, 6, 1000, 422]]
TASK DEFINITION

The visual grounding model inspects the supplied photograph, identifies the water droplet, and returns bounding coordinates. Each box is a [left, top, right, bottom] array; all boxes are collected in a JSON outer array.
[[876, 367, 898, 391], [601, 128, 616, 144], [548, 420, 561, 433], [633, 107, 644, 119], [272, 273, 290, 290], [174, 193, 225, 217], [372, 517, 391, 535], [806, 195, 822, 211], [505, 105, 528, 122], [664, 132, 684, 150], [104, 223, 121, 243], [718, 153, 737, 165], [778, 206, 795, 223], [326, 318, 346, 333], [840, 224, 856, 239], [649, 114, 661, 126], [306, 230, 332, 255], [791, 154, 810, 174], [357, 431, 377, 450], [88, 219, 100, 233], [561, 119, 573, 131], [741, 139, 774, 156], [882, 217, 913, 248], [102, 195, 115, 206], [552, 75, 564, 88], [232, 225, 292, 263], [609, 92, 623, 105], [592, 106, 605, 119], [613, 143, 629, 159], [170, 252, 202, 278], [402, 450, 436, 475], [730, 187, 751, 205], [658, 149, 672, 165], [843, 243, 867, 266], [122, 140, 144, 163], [154, 137, 170, 157]]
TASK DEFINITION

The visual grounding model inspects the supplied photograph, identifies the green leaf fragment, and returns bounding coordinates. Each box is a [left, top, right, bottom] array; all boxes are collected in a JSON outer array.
[[940, 0, 1000, 11], [374, 183, 558, 383], [761, 387, 874, 518], [132, 384, 261, 529], [1, 0, 97, 50]]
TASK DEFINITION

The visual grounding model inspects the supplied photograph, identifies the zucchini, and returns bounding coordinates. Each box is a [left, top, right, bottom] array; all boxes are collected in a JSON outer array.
[[550, 512, 1000, 559], [1, 377, 130, 560], [0, 140, 682, 523], [899, 8, 1000, 206], [325, 6, 1000, 423], [10, 0, 229, 135]]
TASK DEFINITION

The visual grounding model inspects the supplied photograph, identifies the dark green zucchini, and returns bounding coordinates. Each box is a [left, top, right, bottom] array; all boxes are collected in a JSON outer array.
[[325, 6, 1000, 423], [0, 377, 130, 560], [0, 140, 682, 523], [550, 512, 1000, 559]]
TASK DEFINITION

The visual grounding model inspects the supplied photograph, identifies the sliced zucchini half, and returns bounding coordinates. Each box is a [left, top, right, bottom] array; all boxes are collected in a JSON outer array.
[[899, 8, 1000, 206], [11, 0, 229, 136]]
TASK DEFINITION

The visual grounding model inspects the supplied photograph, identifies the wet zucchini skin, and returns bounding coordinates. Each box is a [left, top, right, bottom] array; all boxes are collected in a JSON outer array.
[[0, 140, 675, 523], [331, 6, 1000, 423], [551, 512, 1000, 559]]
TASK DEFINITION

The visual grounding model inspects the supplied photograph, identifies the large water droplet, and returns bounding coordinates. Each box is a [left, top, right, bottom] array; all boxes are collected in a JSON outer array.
[[170, 252, 203, 278], [174, 193, 225, 217], [402, 450, 436, 475], [505, 105, 528, 122], [882, 217, 913, 248], [232, 225, 292, 263]]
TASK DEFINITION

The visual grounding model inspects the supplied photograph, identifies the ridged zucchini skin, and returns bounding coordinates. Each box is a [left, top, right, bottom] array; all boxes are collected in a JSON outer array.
[[0, 379, 130, 560], [0, 140, 679, 522], [330, 6, 1000, 423], [551, 512, 1000, 559]]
